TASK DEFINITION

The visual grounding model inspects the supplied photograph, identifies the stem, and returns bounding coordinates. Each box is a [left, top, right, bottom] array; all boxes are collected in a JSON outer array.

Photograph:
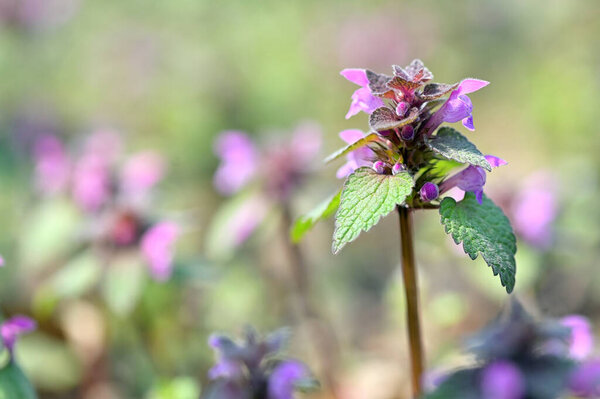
[[397, 205, 425, 398], [280, 203, 340, 399]]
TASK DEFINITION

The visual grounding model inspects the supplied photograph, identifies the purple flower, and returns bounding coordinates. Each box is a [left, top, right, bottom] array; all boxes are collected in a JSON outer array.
[[511, 172, 558, 248], [480, 361, 525, 399], [392, 162, 405, 175], [424, 79, 489, 133], [120, 151, 166, 196], [336, 129, 374, 178], [569, 359, 600, 398], [0, 315, 37, 355], [33, 134, 70, 195], [439, 155, 507, 204], [72, 152, 111, 211], [561, 315, 594, 360], [0, 255, 4, 267], [420, 182, 439, 202], [268, 361, 308, 399], [340, 69, 385, 119], [399, 125, 414, 141], [213, 131, 259, 195], [140, 222, 178, 282]]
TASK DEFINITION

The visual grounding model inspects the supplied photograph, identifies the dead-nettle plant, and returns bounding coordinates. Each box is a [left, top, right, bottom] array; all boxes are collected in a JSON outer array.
[[292, 59, 517, 397]]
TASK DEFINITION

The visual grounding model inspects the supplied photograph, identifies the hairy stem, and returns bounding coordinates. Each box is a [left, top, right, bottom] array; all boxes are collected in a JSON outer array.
[[397, 205, 425, 397], [280, 203, 340, 399]]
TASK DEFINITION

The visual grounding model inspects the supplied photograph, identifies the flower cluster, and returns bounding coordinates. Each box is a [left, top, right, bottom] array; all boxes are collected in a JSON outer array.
[[211, 123, 321, 250], [337, 59, 502, 206], [425, 301, 600, 399], [32, 130, 178, 282], [205, 327, 315, 399]]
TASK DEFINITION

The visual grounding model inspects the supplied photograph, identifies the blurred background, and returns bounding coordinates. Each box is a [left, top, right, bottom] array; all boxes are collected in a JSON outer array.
[[1, 0, 599, 398]]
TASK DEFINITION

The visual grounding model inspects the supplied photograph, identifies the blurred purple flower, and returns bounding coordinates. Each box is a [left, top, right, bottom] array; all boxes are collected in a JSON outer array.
[[0, 315, 36, 355], [0, 255, 4, 267], [511, 172, 558, 248], [569, 359, 600, 398], [340, 69, 385, 119], [336, 129, 374, 178], [213, 131, 258, 195], [439, 155, 507, 204], [424, 79, 489, 133], [480, 361, 525, 399], [140, 222, 178, 282], [561, 315, 594, 360], [422, 369, 448, 393], [33, 134, 70, 195], [268, 361, 308, 399], [289, 122, 322, 166], [72, 152, 111, 211], [120, 151, 166, 196]]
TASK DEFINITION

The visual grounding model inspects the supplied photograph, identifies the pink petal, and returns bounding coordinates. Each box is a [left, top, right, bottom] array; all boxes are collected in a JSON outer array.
[[340, 68, 369, 86], [484, 155, 507, 168], [338, 129, 365, 144], [457, 79, 489, 96]]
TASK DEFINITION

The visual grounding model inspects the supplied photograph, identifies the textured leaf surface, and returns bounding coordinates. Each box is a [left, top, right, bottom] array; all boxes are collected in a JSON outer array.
[[323, 133, 379, 164], [369, 106, 419, 132], [427, 127, 491, 171], [439, 192, 517, 292], [418, 82, 459, 100], [366, 70, 392, 95], [333, 167, 414, 253], [291, 190, 341, 243]]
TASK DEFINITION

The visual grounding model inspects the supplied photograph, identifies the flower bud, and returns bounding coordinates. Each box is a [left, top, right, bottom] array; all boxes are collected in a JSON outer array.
[[392, 162, 406, 175], [372, 161, 385, 174], [420, 182, 439, 202], [400, 125, 415, 141], [396, 101, 410, 118]]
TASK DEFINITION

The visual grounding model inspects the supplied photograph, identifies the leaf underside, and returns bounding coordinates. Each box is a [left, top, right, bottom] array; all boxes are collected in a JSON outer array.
[[427, 127, 491, 171], [323, 133, 379, 164], [333, 167, 414, 253], [369, 106, 419, 132], [291, 190, 342, 243], [439, 192, 517, 293]]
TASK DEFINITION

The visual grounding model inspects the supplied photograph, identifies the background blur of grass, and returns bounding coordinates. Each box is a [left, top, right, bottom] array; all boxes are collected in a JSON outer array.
[[1, 0, 599, 398]]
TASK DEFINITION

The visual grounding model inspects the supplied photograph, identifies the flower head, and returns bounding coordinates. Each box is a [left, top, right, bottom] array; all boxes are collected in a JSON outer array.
[[140, 222, 179, 281], [0, 315, 37, 355], [480, 361, 525, 399], [213, 131, 258, 195], [420, 182, 439, 202], [33, 134, 70, 195], [120, 151, 166, 196], [206, 327, 312, 399], [340, 69, 385, 119]]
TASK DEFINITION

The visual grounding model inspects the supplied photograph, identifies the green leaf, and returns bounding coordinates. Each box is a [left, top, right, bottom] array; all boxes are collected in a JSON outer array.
[[101, 253, 146, 315], [427, 127, 491, 171], [291, 190, 341, 243], [323, 133, 379, 164], [333, 167, 414, 253], [0, 362, 38, 399], [439, 192, 517, 293]]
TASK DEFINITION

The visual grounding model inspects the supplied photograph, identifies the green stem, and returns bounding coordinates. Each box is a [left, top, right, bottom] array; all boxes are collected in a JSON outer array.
[[397, 205, 425, 398]]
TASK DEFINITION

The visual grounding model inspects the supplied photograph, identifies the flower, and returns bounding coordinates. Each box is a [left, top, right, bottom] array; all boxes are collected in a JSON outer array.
[[140, 222, 179, 281], [569, 359, 600, 398], [213, 131, 258, 195], [33, 134, 70, 195], [268, 361, 308, 399], [511, 172, 558, 248], [439, 155, 507, 204], [424, 79, 489, 133], [206, 328, 311, 399], [71, 151, 111, 211], [561, 315, 594, 360], [0, 315, 37, 355], [340, 69, 385, 119], [420, 182, 439, 202], [480, 361, 525, 399], [372, 161, 385, 174], [336, 129, 374, 178], [120, 151, 166, 196]]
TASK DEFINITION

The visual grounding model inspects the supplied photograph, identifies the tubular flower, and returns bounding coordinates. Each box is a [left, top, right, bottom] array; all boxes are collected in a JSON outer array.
[[336, 129, 374, 179], [0, 315, 37, 356], [340, 69, 385, 119], [439, 155, 507, 204]]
